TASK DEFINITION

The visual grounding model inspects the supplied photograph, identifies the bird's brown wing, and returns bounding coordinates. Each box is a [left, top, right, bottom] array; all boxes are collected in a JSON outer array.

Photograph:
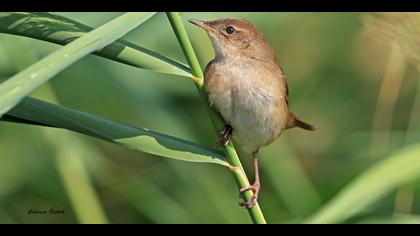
[[278, 64, 289, 107], [203, 59, 229, 123], [203, 59, 216, 87], [279, 65, 315, 131], [284, 78, 289, 107]]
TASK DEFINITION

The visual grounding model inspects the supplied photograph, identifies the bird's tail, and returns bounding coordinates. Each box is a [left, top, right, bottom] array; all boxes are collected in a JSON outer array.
[[286, 113, 316, 131]]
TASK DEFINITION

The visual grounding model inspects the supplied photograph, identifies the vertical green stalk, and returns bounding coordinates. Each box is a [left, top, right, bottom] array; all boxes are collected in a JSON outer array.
[[405, 67, 420, 143], [394, 67, 420, 214], [46, 129, 109, 224], [166, 12, 266, 224], [37, 84, 109, 224], [370, 42, 406, 158], [54, 146, 109, 224]]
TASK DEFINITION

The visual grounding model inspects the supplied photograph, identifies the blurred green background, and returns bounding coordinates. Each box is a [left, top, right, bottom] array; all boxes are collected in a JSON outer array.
[[1, 12, 420, 223]]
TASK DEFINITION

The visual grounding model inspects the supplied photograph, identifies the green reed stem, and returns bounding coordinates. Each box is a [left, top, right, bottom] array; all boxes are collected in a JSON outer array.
[[166, 12, 267, 224]]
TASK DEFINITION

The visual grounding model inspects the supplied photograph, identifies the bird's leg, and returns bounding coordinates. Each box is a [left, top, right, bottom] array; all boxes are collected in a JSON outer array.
[[217, 124, 233, 147], [239, 150, 260, 209]]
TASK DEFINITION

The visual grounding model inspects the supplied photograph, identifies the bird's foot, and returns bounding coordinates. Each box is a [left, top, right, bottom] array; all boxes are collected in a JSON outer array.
[[239, 182, 260, 209], [217, 124, 233, 147]]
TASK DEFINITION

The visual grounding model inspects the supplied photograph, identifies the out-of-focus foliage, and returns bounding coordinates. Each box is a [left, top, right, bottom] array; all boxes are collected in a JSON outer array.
[[1, 12, 420, 223], [361, 13, 420, 68]]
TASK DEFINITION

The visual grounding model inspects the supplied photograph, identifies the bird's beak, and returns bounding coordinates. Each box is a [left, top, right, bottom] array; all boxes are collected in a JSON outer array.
[[188, 19, 216, 33]]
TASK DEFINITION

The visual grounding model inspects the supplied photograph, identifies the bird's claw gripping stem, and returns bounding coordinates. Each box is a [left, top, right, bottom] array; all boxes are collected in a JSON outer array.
[[217, 124, 233, 147], [239, 182, 260, 209]]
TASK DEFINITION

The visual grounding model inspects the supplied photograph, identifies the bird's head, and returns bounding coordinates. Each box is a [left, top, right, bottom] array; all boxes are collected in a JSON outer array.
[[188, 18, 275, 61]]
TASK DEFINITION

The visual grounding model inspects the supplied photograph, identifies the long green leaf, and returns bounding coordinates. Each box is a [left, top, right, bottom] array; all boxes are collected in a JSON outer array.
[[0, 12, 191, 77], [306, 144, 420, 224], [0, 12, 155, 117], [356, 214, 420, 224], [2, 97, 228, 166]]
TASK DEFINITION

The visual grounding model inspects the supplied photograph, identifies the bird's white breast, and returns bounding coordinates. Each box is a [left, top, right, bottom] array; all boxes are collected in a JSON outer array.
[[206, 57, 288, 153]]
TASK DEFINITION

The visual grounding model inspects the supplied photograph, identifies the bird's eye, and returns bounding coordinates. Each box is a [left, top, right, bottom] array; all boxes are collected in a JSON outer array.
[[225, 26, 235, 34]]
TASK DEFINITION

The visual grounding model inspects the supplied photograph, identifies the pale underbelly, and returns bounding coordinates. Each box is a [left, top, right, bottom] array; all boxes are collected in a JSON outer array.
[[209, 88, 288, 153]]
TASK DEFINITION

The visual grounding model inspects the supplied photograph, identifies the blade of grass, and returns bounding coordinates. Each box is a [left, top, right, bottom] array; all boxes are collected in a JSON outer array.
[[367, 42, 414, 214], [110, 176, 195, 223], [262, 138, 322, 217], [394, 68, 420, 214], [34, 83, 191, 223], [357, 214, 420, 224], [0, 12, 191, 77], [0, 12, 155, 117], [306, 143, 420, 224], [166, 12, 266, 224], [393, 184, 415, 214], [3, 96, 228, 167], [35, 84, 108, 224], [370, 42, 406, 158], [1, 114, 53, 127], [55, 146, 109, 223], [405, 67, 420, 143], [394, 69, 420, 214]]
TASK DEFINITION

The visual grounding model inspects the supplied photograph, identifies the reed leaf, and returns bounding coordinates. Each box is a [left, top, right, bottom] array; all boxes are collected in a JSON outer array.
[[0, 12, 155, 117], [2, 97, 228, 166], [306, 143, 420, 224], [0, 12, 191, 77]]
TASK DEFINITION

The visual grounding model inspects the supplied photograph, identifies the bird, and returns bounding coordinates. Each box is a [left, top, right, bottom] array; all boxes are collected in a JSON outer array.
[[188, 18, 315, 209]]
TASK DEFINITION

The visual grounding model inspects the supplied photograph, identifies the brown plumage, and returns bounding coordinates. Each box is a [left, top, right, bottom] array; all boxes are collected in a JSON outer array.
[[189, 18, 314, 209]]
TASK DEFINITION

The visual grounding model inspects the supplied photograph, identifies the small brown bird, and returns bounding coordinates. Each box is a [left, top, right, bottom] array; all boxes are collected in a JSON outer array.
[[189, 18, 314, 208]]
